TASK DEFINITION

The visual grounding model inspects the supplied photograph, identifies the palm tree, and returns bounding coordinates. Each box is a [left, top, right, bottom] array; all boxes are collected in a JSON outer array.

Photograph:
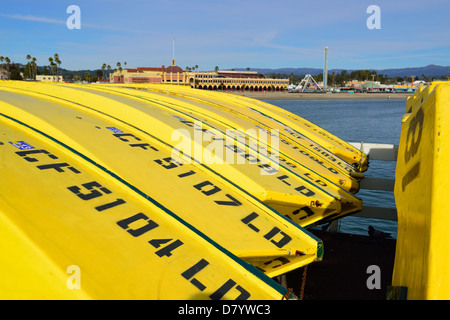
[[102, 63, 106, 80], [49, 57, 54, 80], [5, 57, 11, 75], [54, 54, 61, 81], [53, 61, 57, 81], [106, 64, 111, 80], [25, 54, 31, 79], [57, 57, 62, 79], [32, 57, 37, 80], [116, 62, 122, 75], [54, 54, 59, 77], [1, 57, 11, 79]]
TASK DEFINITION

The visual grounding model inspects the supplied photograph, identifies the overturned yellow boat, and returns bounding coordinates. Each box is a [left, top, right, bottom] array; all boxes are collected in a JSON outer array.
[[0, 81, 366, 299], [392, 82, 450, 299], [127, 83, 368, 172]]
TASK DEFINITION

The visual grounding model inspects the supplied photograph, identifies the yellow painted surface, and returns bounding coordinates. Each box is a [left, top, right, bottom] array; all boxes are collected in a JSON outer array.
[[0, 98, 298, 300], [1, 81, 341, 299], [117, 83, 367, 172], [405, 81, 446, 114], [90, 83, 363, 222], [131, 85, 363, 191], [0, 82, 363, 228], [393, 82, 450, 299], [0, 81, 366, 299]]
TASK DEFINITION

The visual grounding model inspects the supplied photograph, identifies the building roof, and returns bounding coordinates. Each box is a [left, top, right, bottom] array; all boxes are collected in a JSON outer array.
[[164, 65, 184, 73], [217, 70, 266, 79], [138, 67, 164, 72], [125, 67, 163, 73], [125, 65, 184, 74]]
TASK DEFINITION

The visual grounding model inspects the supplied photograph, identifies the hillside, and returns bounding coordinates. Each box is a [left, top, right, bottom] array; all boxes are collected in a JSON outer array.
[[232, 64, 450, 78]]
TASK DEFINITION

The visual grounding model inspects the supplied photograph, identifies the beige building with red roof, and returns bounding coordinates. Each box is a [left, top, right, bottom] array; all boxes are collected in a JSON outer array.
[[110, 62, 289, 92], [110, 64, 187, 84]]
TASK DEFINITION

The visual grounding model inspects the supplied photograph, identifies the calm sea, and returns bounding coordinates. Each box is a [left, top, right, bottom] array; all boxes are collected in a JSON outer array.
[[265, 98, 406, 238]]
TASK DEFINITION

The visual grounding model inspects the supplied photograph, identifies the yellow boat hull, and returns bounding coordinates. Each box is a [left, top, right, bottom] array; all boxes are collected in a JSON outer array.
[[0, 82, 363, 227], [393, 82, 450, 299], [0, 81, 366, 299]]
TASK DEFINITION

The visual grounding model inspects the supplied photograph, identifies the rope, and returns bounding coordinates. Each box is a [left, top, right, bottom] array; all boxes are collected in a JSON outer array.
[[282, 288, 293, 300], [299, 265, 308, 300], [359, 141, 365, 170]]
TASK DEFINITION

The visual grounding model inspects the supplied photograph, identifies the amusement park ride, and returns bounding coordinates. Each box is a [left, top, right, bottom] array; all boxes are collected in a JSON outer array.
[[288, 47, 328, 93]]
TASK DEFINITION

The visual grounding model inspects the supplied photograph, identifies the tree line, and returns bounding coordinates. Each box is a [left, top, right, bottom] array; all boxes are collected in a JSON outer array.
[[0, 54, 59, 80], [266, 69, 443, 86], [0, 53, 126, 82]]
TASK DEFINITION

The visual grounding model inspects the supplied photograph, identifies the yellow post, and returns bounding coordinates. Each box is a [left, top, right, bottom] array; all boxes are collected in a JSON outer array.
[[393, 82, 450, 299]]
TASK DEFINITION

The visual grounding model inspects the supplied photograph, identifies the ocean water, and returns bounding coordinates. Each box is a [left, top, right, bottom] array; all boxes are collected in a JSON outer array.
[[265, 98, 406, 238]]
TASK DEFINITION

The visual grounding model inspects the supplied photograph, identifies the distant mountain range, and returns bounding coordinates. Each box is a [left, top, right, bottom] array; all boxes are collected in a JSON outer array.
[[232, 64, 450, 78]]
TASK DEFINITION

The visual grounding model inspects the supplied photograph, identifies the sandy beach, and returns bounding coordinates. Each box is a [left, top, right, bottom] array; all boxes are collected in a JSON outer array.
[[231, 91, 413, 101]]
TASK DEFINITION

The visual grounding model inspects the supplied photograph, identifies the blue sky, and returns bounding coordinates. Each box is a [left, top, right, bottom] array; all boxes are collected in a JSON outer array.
[[1, 0, 449, 71]]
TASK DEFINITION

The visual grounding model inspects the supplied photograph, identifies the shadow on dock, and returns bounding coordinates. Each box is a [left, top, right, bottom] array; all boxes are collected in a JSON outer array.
[[283, 229, 396, 300]]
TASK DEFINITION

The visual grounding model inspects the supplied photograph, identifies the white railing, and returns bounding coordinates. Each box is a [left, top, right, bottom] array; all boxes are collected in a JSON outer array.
[[329, 142, 398, 232], [349, 142, 398, 222]]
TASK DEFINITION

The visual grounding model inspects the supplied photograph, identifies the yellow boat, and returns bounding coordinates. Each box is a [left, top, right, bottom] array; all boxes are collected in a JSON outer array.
[[0, 81, 331, 299], [392, 81, 450, 299], [89, 86, 362, 226], [131, 83, 368, 172], [0, 82, 363, 228], [0, 119, 296, 299], [0, 80, 367, 299], [105, 84, 365, 191]]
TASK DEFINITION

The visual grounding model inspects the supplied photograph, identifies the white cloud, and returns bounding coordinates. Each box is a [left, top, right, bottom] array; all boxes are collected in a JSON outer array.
[[0, 13, 138, 33], [0, 13, 65, 24]]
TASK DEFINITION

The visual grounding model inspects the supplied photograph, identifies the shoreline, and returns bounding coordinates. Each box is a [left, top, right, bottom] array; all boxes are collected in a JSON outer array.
[[231, 91, 413, 101]]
